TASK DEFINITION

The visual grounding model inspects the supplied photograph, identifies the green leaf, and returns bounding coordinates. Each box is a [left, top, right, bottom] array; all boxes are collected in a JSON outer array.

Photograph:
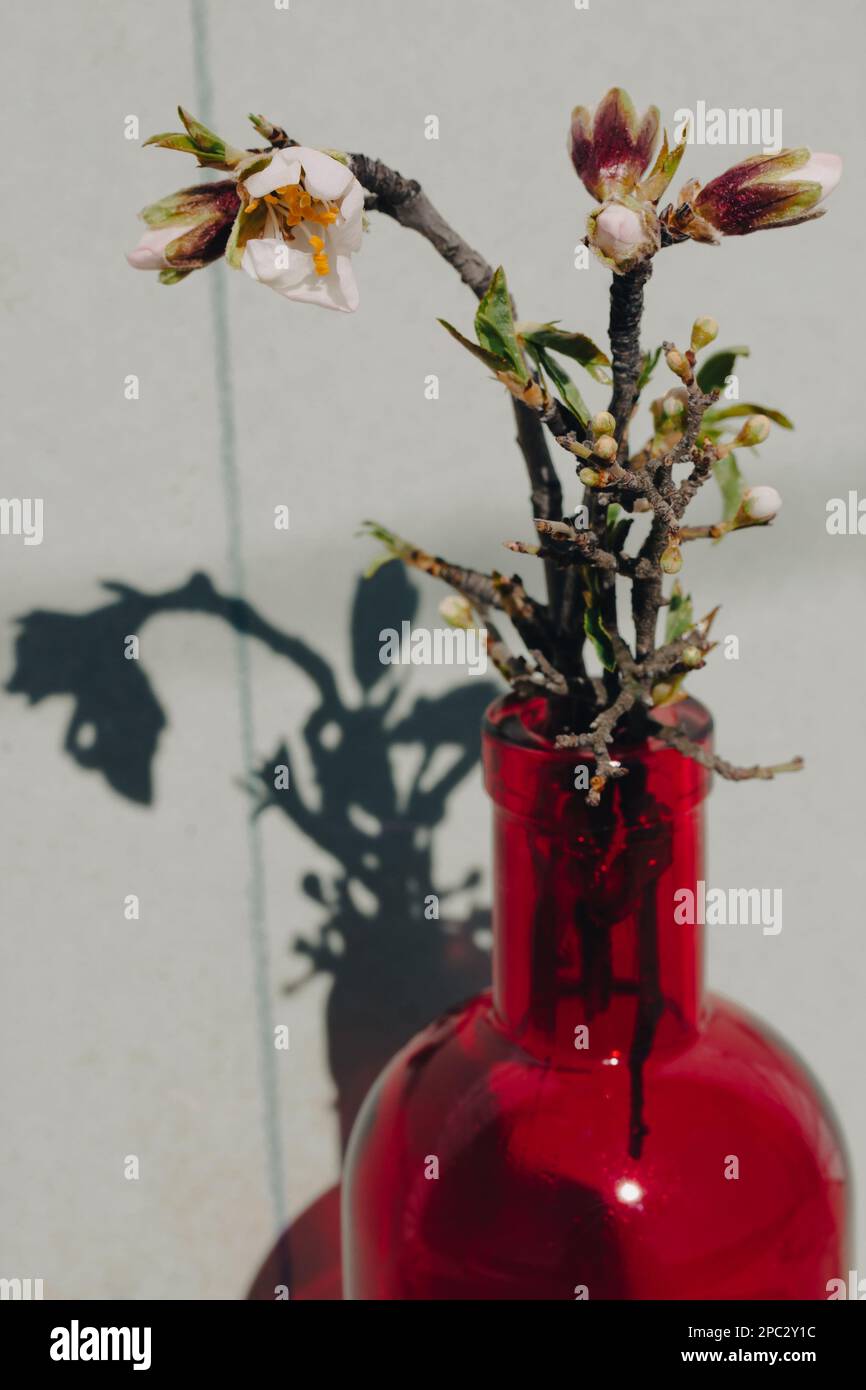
[[583, 607, 616, 671], [665, 584, 694, 643], [438, 319, 511, 373], [637, 346, 663, 393], [582, 569, 616, 671], [696, 346, 750, 394], [605, 502, 632, 551], [534, 346, 590, 426], [475, 267, 526, 379], [713, 454, 746, 522], [703, 402, 794, 430], [521, 324, 611, 382]]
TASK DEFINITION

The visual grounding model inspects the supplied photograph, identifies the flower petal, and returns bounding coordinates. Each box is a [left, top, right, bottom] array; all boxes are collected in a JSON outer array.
[[241, 236, 357, 311], [333, 253, 360, 312], [242, 237, 310, 290], [244, 150, 302, 198], [294, 147, 355, 202], [798, 152, 842, 199], [329, 183, 364, 253]]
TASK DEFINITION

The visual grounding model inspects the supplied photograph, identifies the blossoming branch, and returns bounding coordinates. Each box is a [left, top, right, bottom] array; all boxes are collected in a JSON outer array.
[[127, 93, 841, 803]]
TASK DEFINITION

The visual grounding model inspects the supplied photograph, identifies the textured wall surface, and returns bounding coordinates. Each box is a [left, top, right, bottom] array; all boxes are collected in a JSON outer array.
[[2, 0, 864, 1298]]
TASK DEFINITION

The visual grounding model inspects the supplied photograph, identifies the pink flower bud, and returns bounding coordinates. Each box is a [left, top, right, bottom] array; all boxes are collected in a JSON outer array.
[[569, 88, 660, 202], [127, 180, 240, 277], [596, 204, 643, 257], [587, 198, 660, 273], [127, 224, 195, 271], [691, 148, 842, 238]]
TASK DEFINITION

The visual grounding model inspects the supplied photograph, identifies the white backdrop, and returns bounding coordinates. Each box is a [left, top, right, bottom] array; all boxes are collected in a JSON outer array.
[[2, 0, 864, 1297]]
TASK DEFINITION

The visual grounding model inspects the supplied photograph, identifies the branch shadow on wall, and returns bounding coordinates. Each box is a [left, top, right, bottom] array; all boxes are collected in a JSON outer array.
[[7, 564, 496, 1299]]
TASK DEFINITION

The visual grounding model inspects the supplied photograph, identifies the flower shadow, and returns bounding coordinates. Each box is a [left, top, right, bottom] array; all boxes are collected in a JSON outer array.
[[7, 563, 496, 1300]]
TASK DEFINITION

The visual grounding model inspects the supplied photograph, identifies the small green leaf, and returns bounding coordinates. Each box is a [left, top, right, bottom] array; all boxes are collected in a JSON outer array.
[[696, 345, 750, 394], [582, 569, 616, 671], [534, 346, 589, 426], [475, 267, 526, 379], [584, 609, 615, 671], [703, 402, 794, 430], [637, 346, 663, 393], [521, 324, 611, 382], [713, 454, 746, 522], [665, 584, 694, 643], [438, 319, 511, 373]]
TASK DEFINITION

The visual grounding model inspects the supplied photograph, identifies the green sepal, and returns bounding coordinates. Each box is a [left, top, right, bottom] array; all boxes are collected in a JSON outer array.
[[143, 106, 245, 170], [225, 198, 269, 270], [639, 130, 688, 204], [158, 268, 193, 286]]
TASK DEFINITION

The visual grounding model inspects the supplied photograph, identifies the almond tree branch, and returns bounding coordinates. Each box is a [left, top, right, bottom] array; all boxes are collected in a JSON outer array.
[[655, 724, 803, 783], [347, 153, 493, 296], [555, 685, 639, 806], [345, 148, 566, 623], [513, 399, 568, 637], [608, 263, 654, 453], [361, 522, 552, 655]]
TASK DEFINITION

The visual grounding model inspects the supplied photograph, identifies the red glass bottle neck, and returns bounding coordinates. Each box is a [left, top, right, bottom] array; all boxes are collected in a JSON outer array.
[[482, 695, 712, 1068]]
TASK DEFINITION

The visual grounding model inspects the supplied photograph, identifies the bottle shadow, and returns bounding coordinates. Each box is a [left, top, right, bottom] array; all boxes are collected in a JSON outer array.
[[7, 564, 496, 1300]]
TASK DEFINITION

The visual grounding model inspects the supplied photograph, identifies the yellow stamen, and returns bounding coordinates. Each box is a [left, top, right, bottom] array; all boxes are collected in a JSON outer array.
[[252, 180, 339, 273], [245, 197, 260, 214]]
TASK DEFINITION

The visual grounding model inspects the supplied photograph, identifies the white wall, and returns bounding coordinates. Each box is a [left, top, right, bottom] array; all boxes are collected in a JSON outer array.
[[1, 0, 863, 1297]]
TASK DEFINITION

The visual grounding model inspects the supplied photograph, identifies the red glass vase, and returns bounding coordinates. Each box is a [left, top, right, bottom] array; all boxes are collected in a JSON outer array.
[[342, 694, 848, 1299]]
